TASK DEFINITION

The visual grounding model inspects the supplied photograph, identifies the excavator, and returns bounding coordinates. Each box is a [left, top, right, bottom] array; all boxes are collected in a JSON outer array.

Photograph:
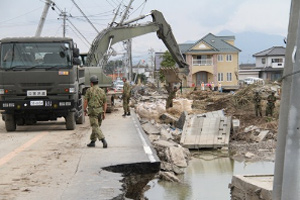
[[81, 9, 189, 111], [83, 10, 189, 82]]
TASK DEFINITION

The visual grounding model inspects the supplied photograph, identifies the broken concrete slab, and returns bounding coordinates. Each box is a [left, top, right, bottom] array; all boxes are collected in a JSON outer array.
[[232, 119, 240, 134], [160, 161, 184, 175], [180, 110, 231, 149], [159, 113, 178, 125], [160, 128, 174, 141], [141, 122, 160, 135], [255, 130, 270, 142], [230, 175, 273, 200], [159, 171, 180, 182], [167, 146, 189, 168], [175, 111, 188, 129]]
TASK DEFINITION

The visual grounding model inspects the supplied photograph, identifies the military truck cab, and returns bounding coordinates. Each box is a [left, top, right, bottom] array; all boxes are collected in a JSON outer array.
[[0, 37, 85, 131]]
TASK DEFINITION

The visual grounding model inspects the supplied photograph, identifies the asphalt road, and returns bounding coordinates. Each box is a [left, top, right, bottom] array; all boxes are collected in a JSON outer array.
[[0, 104, 159, 200]]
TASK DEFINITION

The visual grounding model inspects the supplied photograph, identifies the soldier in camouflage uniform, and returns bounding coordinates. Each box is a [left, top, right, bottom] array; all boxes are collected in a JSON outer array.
[[84, 75, 108, 148], [165, 83, 178, 109], [122, 77, 131, 116], [266, 91, 276, 117], [253, 91, 262, 117]]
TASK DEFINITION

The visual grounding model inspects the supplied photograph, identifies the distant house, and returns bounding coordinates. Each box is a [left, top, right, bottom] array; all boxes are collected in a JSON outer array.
[[239, 63, 260, 80], [179, 33, 241, 89], [252, 46, 285, 81]]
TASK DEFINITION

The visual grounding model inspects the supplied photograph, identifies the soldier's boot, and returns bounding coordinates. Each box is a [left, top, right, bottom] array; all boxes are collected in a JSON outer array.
[[87, 141, 96, 147], [127, 112, 131, 116], [122, 112, 126, 117], [101, 138, 108, 148]]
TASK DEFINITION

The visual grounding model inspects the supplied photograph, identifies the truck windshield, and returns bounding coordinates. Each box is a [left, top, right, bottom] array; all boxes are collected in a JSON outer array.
[[0, 42, 72, 69]]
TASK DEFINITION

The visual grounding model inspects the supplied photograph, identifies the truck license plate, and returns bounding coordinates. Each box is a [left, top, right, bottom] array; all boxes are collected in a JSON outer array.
[[30, 101, 44, 106], [27, 90, 47, 97]]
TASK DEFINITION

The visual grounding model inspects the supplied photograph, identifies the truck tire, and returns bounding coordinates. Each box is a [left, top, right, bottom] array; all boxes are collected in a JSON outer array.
[[76, 99, 85, 124], [5, 114, 16, 132], [66, 112, 76, 130]]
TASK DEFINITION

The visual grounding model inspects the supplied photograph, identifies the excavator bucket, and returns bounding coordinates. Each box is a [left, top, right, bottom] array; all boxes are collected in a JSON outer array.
[[160, 67, 181, 83]]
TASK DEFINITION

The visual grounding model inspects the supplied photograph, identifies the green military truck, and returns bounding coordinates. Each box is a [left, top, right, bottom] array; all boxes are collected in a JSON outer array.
[[0, 37, 86, 131]]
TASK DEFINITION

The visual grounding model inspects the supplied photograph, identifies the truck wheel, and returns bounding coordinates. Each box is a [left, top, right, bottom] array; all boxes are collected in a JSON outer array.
[[5, 114, 16, 132], [76, 99, 85, 124], [66, 112, 76, 130]]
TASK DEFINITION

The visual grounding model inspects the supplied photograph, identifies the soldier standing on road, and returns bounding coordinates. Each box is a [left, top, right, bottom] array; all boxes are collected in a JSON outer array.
[[122, 77, 131, 116], [253, 91, 262, 117], [84, 75, 108, 148], [266, 91, 276, 117]]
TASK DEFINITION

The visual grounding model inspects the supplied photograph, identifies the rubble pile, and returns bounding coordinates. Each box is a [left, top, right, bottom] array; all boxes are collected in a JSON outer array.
[[132, 82, 281, 181]]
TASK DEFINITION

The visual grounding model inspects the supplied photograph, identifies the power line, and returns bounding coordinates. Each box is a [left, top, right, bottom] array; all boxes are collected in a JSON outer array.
[[67, 18, 91, 45], [70, 0, 99, 33], [0, 6, 43, 24]]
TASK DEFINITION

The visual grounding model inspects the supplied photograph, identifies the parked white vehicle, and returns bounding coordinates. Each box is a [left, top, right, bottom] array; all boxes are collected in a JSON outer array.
[[243, 77, 264, 85], [113, 80, 124, 91]]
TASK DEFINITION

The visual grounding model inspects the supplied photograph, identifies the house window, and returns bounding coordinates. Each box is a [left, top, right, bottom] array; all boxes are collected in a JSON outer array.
[[262, 58, 265, 64], [217, 54, 223, 62], [227, 73, 232, 81], [271, 58, 283, 63], [218, 73, 224, 81], [226, 54, 232, 62]]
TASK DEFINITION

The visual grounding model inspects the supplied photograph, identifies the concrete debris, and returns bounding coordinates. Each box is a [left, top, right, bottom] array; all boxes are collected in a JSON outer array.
[[232, 119, 240, 134], [160, 128, 174, 141], [160, 161, 184, 175], [174, 111, 188, 129], [245, 152, 255, 159], [133, 81, 280, 181], [141, 122, 160, 135], [166, 146, 189, 168], [256, 130, 270, 142], [244, 125, 258, 132], [159, 171, 180, 182], [159, 113, 178, 125]]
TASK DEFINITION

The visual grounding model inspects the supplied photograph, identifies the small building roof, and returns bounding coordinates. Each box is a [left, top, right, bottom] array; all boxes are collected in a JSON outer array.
[[179, 33, 241, 54], [253, 46, 286, 57]]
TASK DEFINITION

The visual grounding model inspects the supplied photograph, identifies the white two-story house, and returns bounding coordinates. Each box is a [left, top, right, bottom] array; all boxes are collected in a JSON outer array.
[[253, 46, 285, 81]]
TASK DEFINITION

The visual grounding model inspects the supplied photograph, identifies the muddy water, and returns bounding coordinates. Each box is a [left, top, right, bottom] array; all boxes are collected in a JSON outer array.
[[144, 151, 274, 200]]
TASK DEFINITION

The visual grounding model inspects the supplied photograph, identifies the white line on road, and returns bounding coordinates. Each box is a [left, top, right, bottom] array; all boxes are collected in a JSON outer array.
[[131, 115, 157, 163]]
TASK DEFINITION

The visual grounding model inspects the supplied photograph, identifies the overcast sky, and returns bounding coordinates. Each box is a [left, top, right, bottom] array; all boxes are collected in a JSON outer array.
[[0, 0, 291, 62]]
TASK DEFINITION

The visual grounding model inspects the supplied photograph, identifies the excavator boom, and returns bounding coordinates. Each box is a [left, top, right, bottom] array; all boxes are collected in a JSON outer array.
[[85, 10, 189, 82]]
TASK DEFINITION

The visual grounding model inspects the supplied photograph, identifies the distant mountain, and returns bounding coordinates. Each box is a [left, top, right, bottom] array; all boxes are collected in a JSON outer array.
[[218, 30, 286, 64]]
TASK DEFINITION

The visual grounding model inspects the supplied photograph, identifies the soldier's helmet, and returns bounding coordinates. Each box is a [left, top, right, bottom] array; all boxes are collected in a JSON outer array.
[[90, 75, 98, 83], [271, 91, 275, 94]]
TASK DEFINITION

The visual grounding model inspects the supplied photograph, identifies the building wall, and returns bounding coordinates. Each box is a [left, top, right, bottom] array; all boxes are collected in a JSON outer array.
[[216, 53, 239, 88]]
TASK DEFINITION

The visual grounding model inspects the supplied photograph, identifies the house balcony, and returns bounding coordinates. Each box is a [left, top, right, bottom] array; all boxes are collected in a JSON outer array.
[[271, 63, 284, 68], [192, 59, 214, 74], [192, 58, 213, 66]]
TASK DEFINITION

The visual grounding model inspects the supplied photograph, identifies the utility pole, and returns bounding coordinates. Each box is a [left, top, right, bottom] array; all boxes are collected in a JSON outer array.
[[119, 0, 134, 82], [35, 0, 52, 37], [59, 9, 68, 37], [273, 0, 300, 199]]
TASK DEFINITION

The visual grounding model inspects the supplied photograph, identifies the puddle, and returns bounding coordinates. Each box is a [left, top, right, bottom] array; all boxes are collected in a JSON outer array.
[[144, 151, 274, 200]]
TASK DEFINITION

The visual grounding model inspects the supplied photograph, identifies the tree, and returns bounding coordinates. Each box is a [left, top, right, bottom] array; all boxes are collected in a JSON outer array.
[[159, 50, 175, 82]]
